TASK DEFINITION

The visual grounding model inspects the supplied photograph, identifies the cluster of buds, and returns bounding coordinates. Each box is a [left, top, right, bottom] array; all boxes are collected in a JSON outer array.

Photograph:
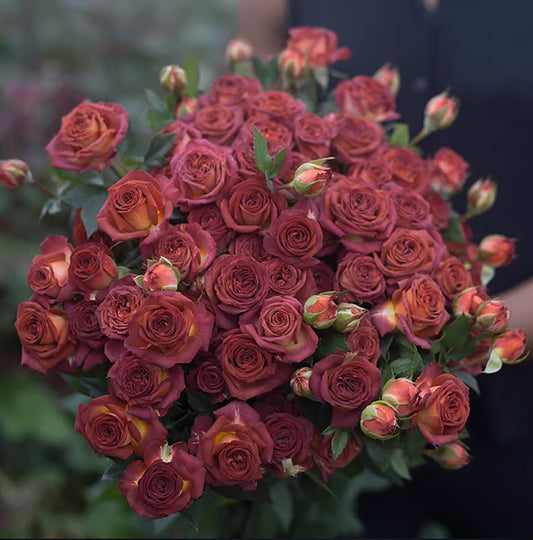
[[303, 292, 366, 333], [0, 159, 32, 190], [134, 257, 181, 292], [423, 90, 459, 132]]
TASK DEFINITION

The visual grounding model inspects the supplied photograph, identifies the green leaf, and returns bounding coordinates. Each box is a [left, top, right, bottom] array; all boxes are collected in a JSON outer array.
[[253, 125, 272, 174], [179, 501, 200, 532], [454, 370, 480, 394], [441, 315, 471, 350], [305, 470, 339, 501], [268, 147, 288, 179], [389, 357, 415, 378], [145, 89, 168, 112], [185, 389, 213, 413], [269, 481, 293, 533], [316, 330, 350, 358], [390, 449, 411, 480], [331, 429, 350, 460], [50, 166, 83, 185], [389, 123, 410, 147], [484, 349, 503, 374], [63, 184, 108, 237], [102, 460, 129, 481], [145, 108, 173, 131], [252, 56, 279, 89], [209, 484, 254, 501], [144, 132, 177, 169], [61, 373, 108, 398], [480, 264, 495, 287], [183, 53, 200, 97], [380, 332, 396, 362], [441, 216, 466, 243]]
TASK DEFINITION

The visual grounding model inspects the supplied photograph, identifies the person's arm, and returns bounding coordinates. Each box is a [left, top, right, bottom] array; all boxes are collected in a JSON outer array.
[[237, 0, 288, 56], [500, 277, 533, 341]]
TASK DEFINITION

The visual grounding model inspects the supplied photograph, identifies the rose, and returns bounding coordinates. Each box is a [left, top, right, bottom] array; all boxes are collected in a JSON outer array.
[[247, 90, 306, 127], [15, 298, 75, 373], [176, 96, 199, 117], [68, 242, 118, 294], [218, 329, 293, 400], [452, 287, 490, 319], [328, 113, 384, 164], [278, 47, 308, 78], [335, 303, 369, 334], [310, 261, 335, 293], [345, 316, 381, 365], [310, 351, 382, 428], [72, 208, 112, 246], [264, 413, 314, 477], [474, 300, 510, 334], [119, 442, 205, 519], [391, 188, 433, 229], [187, 204, 233, 250], [334, 75, 399, 122], [430, 147, 469, 195], [304, 291, 338, 329], [209, 74, 262, 107], [291, 161, 332, 198], [191, 104, 244, 145], [187, 355, 228, 403], [140, 222, 215, 284], [220, 178, 287, 233], [374, 63, 400, 95], [349, 153, 393, 188], [96, 171, 173, 241], [108, 351, 185, 416], [156, 119, 202, 176], [392, 274, 450, 349], [240, 295, 319, 363], [26, 235, 74, 302], [311, 431, 362, 482], [432, 257, 472, 302], [415, 364, 470, 445], [424, 91, 459, 130], [381, 378, 420, 417], [45, 100, 128, 172], [426, 441, 470, 470], [125, 291, 214, 368], [228, 233, 269, 261], [225, 37, 254, 63], [424, 189, 451, 230], [360, 401, 400, 440], [170, 140, 236, 206], [264, 257, 312, 300], [195, 401, 273, 489], [375, 228, 443, 283], [0, 159, 31, 189], [74, 395, 167, 459], [263, 208, 324, 267], [287, 27, 351, 68], [492, 329, 528, 365], [478, 235, 515, 267], [142, 261, 181, 292], [323, 179, 396, 253], [335, 252, 386, 304], [382, 146, 430, 191]]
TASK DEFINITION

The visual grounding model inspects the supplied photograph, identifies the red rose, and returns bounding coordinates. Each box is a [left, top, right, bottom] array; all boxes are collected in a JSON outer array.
[[248, 90, 306, 127], [263, 208, 324, 267], [240, 295, 319, 363], [68, 242, 118, 294], [195, 401, 273, 490], [334, 76, 398, 122], [26, 235, 74, 302], [264, 413, 314, 477], [424, 188, 451, 230], [382, 146, 429, 192], [287, 27, 351, 68], [433, 256, 473, 301], [310, 351, 382, 428], [335, 252, 386, 304], [15, 297, 75, 374], [311, 431, 362, 482], [323, 179, 396, 253], [390, 188, 433, 229], [346, 317, 381, 365], [125, 291, 214, 368], [277, 151, 308, 190], [96, 171, 173, 242], [74, 395, 167, 459], [218, 329, 293, 400], [140, 222, 215, 284], [310, 261, 335, 293], [191, 103, 244, 145], [108, 351, 185, 416], [228, 233, 270, 262], [187, 204, 233, 251], [349, 154, 393, 189], [142, 261, 180, 292], [220, 178, 288, 233], [328, 113, 384, 165], [264, 257, 313, 300], [45, 100, 128, 172], [209, 74, 262, 107], [430, 147, 469, 195], [294, 113, 337, 159], [119, 442, 205, 519], [187, 354, 229, 403]]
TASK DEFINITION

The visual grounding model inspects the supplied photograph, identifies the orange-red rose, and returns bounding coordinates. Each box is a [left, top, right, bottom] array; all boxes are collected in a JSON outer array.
[[287, 27, 351, 68]]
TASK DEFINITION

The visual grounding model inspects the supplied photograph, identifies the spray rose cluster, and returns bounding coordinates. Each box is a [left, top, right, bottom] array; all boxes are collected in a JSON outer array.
[[13, 26, 528, 520]]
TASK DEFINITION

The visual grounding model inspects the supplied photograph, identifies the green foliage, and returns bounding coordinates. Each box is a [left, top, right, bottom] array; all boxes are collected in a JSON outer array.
[[183, 53, 201, 97], [252, 126, 288, 191], [252, 56, 279, 89], [454, 370, 481, 394], [441, 216, 466, 243], [388, 123, 410, 147], [331, 429, 350, 460], [269, 480, 293, 533], [62, 183, 108, 237], [144, 132, 178, 169], [315, 329, 350, 359]]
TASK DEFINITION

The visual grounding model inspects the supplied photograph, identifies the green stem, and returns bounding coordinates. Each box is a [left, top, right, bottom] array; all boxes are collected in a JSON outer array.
[[32, 180, 56, 198], [110, 163, 125, 179], [410, 129, 429, 146]]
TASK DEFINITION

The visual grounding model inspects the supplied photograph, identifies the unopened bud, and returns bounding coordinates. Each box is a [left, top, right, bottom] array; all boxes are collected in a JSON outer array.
[[332, 302, 366, 333], [452, 287, 489, 319], [467, 178, 497, 214], [382, 378, 419, 418], [290, 366, 313, 398], [140, 258, 181, 292], [373, 63, 400, 96], [303, 291, 337, 329], [159, 65, 188, 94], [225, 37, 254, 64], [291, 159, 332, 198], [425, 441, 470, 470], [424, 90, 459, 132], [0, 159, 32, 190], [492, 329, 528, 365], [278, 47, 308, 79], [176, 96, 199, 117], [478, 235, 515, 268], [360, 401, 400, 440], [474, 299, 510, 334]]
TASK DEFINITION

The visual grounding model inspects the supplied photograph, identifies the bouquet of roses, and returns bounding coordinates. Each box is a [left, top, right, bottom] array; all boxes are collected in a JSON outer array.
[[7, 26, 528, 536]]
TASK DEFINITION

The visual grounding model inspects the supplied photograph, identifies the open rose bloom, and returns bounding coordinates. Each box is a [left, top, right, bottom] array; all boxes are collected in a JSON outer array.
[[12, 25, 528, 536]]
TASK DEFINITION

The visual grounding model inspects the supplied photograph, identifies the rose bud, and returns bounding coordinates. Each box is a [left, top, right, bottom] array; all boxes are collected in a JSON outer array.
[[225, 37, 254, 63], [452, 287, 490, 320], [69, 242, 118, 295], [467, 178, 497, 214], [382, 378, 420, 418], [426, 441, 471, 470], [278, 47, 307, 79], [332, 302, 366, 333], [176, 95, 199, 117], [478, 234, 516, 268], [424, 90, 459, 132], [140, 258, 181, 292], [290, 159, 332, 198], [373, 63, 400, 96], [360, 401, 400, 440], [0, 159, 32, 190], [492, 329, 528, 365], [159, 64, 187, 94], [474, 299, 510, 334], [290, 366, 313, 398], [430, 147, 469, 195], [304, 291, 337, 329]]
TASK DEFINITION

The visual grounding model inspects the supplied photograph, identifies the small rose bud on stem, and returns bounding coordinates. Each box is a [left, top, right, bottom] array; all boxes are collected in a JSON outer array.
[[373, 63, 400, 96], [280, 158, 333, 198], [477, 234, 515, 268], [464, 178, 497, 219], [304, 291, 338, 329], [159, 65, 188, 95], [411, 90, 459, 145], [290, 366, 313, 398], [225, 37, 254, 64], [360, 401, 400, 440], [425, 441, 470, 470]]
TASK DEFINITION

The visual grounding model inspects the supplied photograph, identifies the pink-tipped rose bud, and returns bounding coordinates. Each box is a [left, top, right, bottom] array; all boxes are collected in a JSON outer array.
[[382, 378, 420, 418], [0, 159, 32, 190], [290, 366, 313, 398], [452, 287, 489, 320], [474, 299, 510, 334], [478, 235, 515, 268], [426, 441, 470, 470], [225, 37, 254, 64], [159, 65, 188, 94], [140, 258, 181, 292], [332, 302, 366, 333], [467, 178, 497, 214], [278, 47, 308, 79], [492, 329, 528, 365], [424, 91, 459, 131], [292, 159, 332, 198], [176, 96, 199, 117], [373, 63, 400, 96], [304, 292, 338, 329], [360, 401, 400, 440]]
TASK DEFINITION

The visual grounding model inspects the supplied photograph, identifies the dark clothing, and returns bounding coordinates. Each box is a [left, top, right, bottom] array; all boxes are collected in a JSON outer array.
[[290, 1, 533, 537]]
